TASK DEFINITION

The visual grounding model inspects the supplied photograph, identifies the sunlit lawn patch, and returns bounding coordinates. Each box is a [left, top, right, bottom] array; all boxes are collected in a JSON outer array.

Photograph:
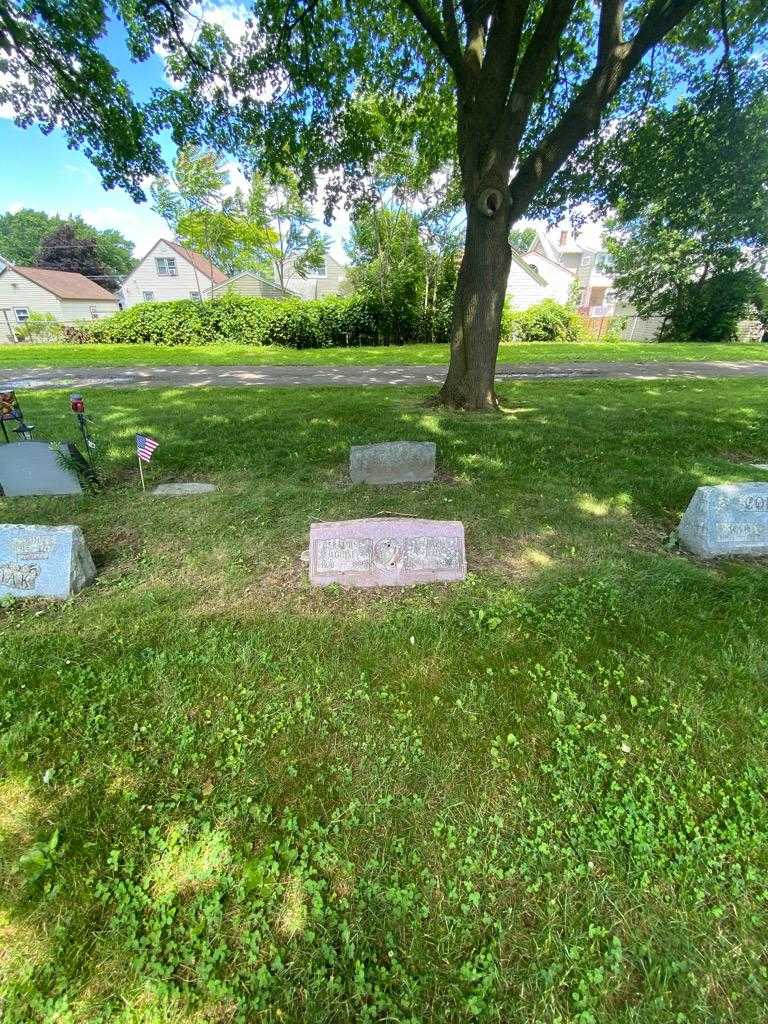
[[2, 378, 768, 1021], [2, 339, 768, 369]]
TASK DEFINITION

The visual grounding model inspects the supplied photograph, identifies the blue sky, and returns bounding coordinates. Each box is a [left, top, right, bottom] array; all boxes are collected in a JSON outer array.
[[0, 5, 353, 261], [0, 17, 176, 258]]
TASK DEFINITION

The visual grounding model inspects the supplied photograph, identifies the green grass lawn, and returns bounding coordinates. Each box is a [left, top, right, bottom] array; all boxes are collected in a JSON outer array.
[[1, 339, 768, 368], [3, 379, 768, 1022]]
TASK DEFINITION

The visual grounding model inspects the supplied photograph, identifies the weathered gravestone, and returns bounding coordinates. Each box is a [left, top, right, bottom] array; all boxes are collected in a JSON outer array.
[[349, 442, 436, 485], [151, 482, 217, 496], [678, 483, 768, 558], [309, 517, 466, 587], [0, 442, 82, 496], [0, 524, 96, 599]]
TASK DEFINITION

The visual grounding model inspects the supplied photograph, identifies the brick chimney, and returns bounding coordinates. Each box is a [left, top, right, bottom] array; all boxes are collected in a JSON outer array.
[[559, 229, 569, 248]]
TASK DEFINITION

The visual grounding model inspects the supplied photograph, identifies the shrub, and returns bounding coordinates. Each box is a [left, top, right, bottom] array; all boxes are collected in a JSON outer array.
[[60, 292, 451, 349], [502, 299, 589, 343], [14, 312, 64, 343], [661, 269, 768, 343], [598, 315, 629, 344]]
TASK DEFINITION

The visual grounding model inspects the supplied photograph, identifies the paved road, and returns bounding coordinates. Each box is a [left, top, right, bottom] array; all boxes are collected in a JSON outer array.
[[4, 359, 768, 391]]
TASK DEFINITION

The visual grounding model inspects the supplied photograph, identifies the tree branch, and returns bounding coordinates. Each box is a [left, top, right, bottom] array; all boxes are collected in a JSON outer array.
[[479, 0, 529, 110], [495, 0, 577, 159], [399, 0, 466, 83], [508, 0, 705, 220], [598, 0, 624, 64]]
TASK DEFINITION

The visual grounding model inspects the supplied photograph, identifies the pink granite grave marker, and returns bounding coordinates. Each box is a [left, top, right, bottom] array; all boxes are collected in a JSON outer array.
[[309, 517, 466, 588]]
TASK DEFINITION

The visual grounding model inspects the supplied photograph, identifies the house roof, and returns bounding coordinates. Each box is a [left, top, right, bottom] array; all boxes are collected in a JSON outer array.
[[526, 229, 560, 263], [526, 248, 576, 277], [509, 249, 549, 287], [8, 266, 118, 301], [122, 239, 229, 289], [210, 270, 301, 298], [164, 240, 228, 285]]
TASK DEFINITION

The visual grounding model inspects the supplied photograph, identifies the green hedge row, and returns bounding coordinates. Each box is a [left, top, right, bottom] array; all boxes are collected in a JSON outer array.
[[502, 299, 590, 344], [60, 293, 592, 348], [62, 293, 451, 348]]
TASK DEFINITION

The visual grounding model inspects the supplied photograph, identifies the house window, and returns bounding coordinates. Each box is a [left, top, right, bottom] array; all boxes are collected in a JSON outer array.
[[89, 305, 99, 320], [307, 260, 327, 279], [580, 254, 591, 267], [142, 291, 155, 302], [14, 307, 29, 323], [189, 291, 201, 301], [577, 289, 587, 306], [155, 257, 178, 277], [594, 252, 613, 273]]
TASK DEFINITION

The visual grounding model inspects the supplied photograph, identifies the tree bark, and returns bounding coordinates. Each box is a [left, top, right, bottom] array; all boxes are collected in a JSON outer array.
[[433, 197, 512, 411], [403, 0, 703, 410]]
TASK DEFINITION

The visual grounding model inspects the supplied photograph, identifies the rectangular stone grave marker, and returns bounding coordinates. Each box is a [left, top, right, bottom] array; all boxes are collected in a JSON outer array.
[[678, 483, 768, 558], [0, 524, 96, 599], [349, 442, 436, 484], [309, 517, 465, 587], [0, 442, 82, 496]]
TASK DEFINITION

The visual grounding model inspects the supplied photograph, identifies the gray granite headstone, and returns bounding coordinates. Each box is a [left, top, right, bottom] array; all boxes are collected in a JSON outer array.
[[151, 482, 217, 496], [0, 524, 96, 599], [309, 517, 466, 587], [678, 483, 768, 558], [0, 442, 82, 496], [349, 442, 436, 484]]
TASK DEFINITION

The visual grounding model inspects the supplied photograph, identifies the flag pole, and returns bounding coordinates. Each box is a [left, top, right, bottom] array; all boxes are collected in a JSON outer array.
[[138, 453, 146, 492]]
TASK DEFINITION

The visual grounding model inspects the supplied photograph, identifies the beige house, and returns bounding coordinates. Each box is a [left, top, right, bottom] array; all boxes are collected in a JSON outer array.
[[205, 270, 299, 300], [282, 253, 349, 299], [0, 265, 119, 342], [550, 230, 616, 313], [120, 239, 228, 307]]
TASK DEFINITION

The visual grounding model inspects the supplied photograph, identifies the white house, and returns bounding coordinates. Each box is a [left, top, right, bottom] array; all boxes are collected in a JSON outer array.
[[120, 239, 228, 307], [0, 265, 119, 342], [523, 226, 662, 338], [282, 252, 349, 300], [506, 246, 575, 309], [205, 270, 299, 300]]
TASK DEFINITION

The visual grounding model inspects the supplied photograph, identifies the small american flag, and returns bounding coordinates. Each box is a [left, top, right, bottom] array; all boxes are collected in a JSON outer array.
[[136, 434, 159, 463]]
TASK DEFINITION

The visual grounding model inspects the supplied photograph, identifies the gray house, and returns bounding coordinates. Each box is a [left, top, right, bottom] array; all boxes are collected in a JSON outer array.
[[206, 271, 299, 300], [282, 253, 349, 300]]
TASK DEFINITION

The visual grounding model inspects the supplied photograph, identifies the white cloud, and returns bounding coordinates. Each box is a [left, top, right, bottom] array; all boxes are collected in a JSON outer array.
[[64, 163, 99, 186], [221, 160, 250, 196], [5, 202, 24, 214], [79, 204, 170, 257]]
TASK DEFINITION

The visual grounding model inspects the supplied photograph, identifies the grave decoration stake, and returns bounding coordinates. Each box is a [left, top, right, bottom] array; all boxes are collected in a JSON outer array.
[[135, 434, 159, 491], [69, 393, 98, 480], [0, 390, 34, 442]]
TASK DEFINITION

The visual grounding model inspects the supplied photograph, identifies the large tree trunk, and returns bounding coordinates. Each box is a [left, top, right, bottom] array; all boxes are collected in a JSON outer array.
[[433, 199, 512, 411]]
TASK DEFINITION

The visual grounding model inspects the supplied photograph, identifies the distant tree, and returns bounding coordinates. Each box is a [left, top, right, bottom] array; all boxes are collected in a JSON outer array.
[[35, 224, 120, 291], [151, 146, 276, 284], [509, 227, 536, 253], [0, 209, 57, 265], [0, 209, 136, 277], [248, 172, 327, 292], [347, 206, 427, 310], [605, 72, 768, 341], [87, 227, 136, 279]]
